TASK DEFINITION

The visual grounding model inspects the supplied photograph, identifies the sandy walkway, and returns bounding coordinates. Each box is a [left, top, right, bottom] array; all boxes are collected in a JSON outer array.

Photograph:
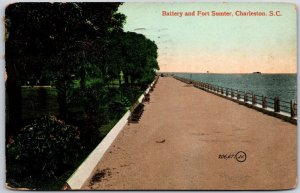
[[82, 77, 297, 190]]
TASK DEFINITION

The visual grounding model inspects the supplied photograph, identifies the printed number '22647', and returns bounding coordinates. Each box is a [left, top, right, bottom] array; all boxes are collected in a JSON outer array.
[[218, 151, 247, 162]]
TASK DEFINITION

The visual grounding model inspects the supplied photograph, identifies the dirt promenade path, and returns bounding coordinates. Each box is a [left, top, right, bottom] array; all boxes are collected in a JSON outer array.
[[82, 77, 297, 190]]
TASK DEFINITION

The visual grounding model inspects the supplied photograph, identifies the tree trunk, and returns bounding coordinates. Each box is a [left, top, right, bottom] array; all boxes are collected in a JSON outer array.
[[6, 78, 22, 139], [80, 71, 86, 90], [56, 80, 68, 121], [5, 47, 22, 141], [80, 54, 86, 90], [118, 74, 122, 87], [124, 73, 129, 85], [131, 76, 135, 87]]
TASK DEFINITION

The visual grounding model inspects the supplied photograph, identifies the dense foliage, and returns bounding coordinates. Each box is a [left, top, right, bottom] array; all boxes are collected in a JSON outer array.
[[6, 116, 82, 179], [6, 2, 158, 136], [5, 2, 159, 189], [5, 2, 126, 134]]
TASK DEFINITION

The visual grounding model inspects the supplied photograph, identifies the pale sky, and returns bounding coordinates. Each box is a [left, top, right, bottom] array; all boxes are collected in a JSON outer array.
[[118, 3, 297, 73]]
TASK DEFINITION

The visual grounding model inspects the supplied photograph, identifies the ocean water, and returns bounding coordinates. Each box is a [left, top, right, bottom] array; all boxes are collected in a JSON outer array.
[[175, 73, 297, 102]]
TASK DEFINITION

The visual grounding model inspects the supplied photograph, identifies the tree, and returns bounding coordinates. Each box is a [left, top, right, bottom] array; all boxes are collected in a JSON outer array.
[[5, 2, 126, 138], [121, 32, 159, 87]]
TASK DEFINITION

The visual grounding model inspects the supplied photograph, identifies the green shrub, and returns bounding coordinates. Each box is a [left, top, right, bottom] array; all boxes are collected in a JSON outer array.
[[67, 82, 110, 149], [120, 85, 141, 103], [6, 115, 82, 179], [108, 100, 126, 119]]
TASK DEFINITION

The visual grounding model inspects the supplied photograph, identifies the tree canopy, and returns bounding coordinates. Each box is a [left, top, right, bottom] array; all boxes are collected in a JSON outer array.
[[5, 2, 159, 137], [6, 3, 160, 188]]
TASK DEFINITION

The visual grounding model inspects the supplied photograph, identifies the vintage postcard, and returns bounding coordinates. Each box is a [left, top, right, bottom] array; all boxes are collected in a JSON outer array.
[[5, 2, 297, 190]]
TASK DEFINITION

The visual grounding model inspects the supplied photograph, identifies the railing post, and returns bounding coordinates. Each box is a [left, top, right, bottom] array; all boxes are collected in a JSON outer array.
[[231, 89, 234, 98], [244, 91, 248, 103], [221, 88, 223, 95], [274, 97, 280, 112], [291, 100, 296, 118], [237, 90, 240, 100], [252, 93, 256, 105], [262, 96, 267, 108], [226, 88, 228, 96]]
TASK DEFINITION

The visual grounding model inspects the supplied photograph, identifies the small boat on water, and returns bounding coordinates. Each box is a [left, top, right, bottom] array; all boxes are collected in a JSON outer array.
[[253, 72, 262, 74]]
